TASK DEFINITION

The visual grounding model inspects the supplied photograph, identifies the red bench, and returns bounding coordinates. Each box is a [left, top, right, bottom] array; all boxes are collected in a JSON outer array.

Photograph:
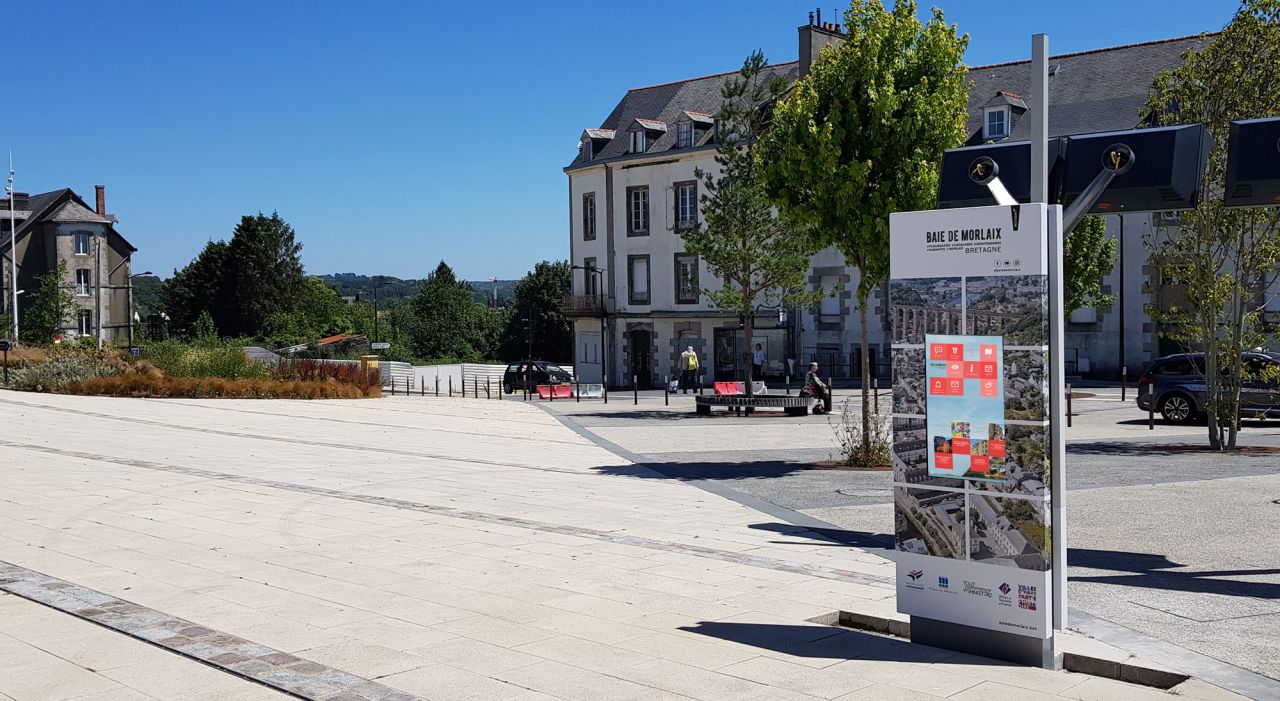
[[536, 384, 574, 399]]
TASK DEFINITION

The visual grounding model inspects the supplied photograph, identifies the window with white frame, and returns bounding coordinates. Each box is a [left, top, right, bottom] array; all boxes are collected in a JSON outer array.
[[630, 130, 647, 153], [676, 122, 694, 148], [75, 269, 91, 297], [675, 181, 697, 228], [675, 254, 699, 304], [984, 107, 1009, 139], [77, 309, 92, 336], [628, 255, 650, 305], [74, 232, 91, 255], [627, 186, 649, 236], [582, 192, 596, 240]]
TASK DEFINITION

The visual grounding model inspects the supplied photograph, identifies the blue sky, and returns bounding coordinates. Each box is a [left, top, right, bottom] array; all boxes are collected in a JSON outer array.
[[9, 1, 1236, 281]]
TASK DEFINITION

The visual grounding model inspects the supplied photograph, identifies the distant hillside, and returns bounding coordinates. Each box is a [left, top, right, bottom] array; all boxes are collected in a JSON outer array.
[[317, 273, 516, 307], [130, 274, 164, 314]]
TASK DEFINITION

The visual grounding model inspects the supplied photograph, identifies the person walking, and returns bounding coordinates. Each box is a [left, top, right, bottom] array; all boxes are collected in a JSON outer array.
[[679, 346, 699, 394], [805, 361, 830, 414]]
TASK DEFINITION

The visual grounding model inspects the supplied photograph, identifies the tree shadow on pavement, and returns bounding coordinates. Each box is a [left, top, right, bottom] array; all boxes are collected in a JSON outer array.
[[1069, 548, 1280, 599], [748, 522, 895, 551], [593, 460, 830, 480], [1067, 441, 1280, 457]]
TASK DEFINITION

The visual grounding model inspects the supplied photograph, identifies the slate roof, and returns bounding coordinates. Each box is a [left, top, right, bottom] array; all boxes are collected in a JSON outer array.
[[964, 34, 1211, 143], [568, 34, 1211, 169], [0, 188, 135, 252], [47, 199, 112, 224], [567, 61, 800, 168]]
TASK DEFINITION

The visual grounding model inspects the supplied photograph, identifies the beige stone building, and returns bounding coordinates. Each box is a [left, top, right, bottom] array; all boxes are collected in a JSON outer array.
[[2, 186, 137, 342]]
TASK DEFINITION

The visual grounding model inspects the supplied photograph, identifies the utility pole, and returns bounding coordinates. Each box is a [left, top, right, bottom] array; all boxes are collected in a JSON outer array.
[[95, 231, 103, 348], [7, 154, 16, 341]]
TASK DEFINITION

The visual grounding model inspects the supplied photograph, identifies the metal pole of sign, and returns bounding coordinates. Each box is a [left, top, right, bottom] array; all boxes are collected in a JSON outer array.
[[633, 376, 638, 405], [576, 380, 580, 403], [448, 376, 453, 396], [873, 376, 879, 414], [1121, 367, 1127, 402], [486, 378, 491, 399], [1036, 30, 1069, 639], [1066, 384, 1073, 428], [1148, 383, 1155, 430], [664, 376, 669, 406]]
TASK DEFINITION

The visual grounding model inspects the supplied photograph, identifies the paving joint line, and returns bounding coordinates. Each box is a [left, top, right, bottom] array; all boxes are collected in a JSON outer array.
[[0, 438, 895, 591], [0, 561, 421, 701], [0, 396, 593, 477]]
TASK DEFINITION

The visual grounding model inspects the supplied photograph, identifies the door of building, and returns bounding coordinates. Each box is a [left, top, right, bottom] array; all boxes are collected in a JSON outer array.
[[714, 328, 740, 382], [629, 329, 652, 389]]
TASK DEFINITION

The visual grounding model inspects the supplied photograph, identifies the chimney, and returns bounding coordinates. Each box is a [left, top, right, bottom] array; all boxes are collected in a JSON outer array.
[[799, 10, 846, 77], [95, 185, 106, 217]]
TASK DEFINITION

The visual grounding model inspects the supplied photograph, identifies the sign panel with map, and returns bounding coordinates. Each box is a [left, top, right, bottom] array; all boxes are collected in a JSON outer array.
[[889, 204, 1053, 639]]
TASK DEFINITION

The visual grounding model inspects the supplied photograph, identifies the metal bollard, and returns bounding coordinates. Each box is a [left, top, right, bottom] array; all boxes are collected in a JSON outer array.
[[1121, 366, 1127, 402], [1148, 383, 1155, 430], [420, 376, 424, 396], [549, 381, 554, 402], [786, 374, 791, 396], [486, 378, 491, 399], [576, 380, 581, 403], [664, 376, 669, 406], [448, 376, 453, 396], [474, 377, 478, 399], [699, 377, 704, 395], [873, 376, 879, 414], [1066, 384, 1073, 428], [435, 375, 440, 397], [633, 375, 638, 405], [604, 380, 608, 404]]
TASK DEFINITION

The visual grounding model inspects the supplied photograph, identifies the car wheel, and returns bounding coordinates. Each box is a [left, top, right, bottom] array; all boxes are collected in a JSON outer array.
[[1160, 393, 1197, 424], [503, 383, 512, 394]]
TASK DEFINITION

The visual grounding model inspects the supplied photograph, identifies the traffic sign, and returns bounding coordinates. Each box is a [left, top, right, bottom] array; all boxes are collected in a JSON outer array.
[[371, 342, 391, 350], [0, 341, 10, 352]]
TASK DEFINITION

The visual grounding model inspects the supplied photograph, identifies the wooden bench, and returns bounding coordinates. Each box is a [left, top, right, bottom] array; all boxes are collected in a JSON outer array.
[[695, 394, 813, 416]]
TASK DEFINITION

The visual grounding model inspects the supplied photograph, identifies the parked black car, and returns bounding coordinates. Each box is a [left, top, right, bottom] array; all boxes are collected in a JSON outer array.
[[1136, 351, 1280, 423], [503, 361, 573, 394]]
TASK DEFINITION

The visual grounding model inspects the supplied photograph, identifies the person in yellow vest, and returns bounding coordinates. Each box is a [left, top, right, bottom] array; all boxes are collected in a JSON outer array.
[[679, 346, 699, 394]]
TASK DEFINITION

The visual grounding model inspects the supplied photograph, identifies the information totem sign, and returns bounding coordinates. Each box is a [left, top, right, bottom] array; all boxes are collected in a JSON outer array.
[[889, 203, 1055, 643]]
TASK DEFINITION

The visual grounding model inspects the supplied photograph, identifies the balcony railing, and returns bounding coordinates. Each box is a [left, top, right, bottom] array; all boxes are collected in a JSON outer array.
[[561, 294, 611, 316]]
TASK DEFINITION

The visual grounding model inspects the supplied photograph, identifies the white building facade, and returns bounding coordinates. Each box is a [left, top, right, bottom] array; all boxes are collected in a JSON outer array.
[[565, 17, 1210, 388]]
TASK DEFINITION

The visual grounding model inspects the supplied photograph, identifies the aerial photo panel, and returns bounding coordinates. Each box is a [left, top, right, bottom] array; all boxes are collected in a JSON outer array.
[[895, 487, 966, 561]]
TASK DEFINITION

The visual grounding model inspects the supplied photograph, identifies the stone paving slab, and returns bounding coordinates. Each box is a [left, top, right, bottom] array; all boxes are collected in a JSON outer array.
[[0, 391, 1253, 700]]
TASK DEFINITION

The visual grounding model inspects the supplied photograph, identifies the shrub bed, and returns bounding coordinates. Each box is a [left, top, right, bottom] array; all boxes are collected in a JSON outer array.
[[66, 374, 381, 399]]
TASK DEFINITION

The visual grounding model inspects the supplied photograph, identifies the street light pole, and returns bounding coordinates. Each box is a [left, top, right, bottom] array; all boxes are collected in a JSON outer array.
[[7, 154, 17, 342], [127, 271, 152, 347]]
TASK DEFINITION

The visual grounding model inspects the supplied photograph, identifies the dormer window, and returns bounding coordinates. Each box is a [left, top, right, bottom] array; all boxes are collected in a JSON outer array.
[[578, 129, 615, 163], [582, 140, 594, 161], [676, 122, 694, 149], [984, 107, 1009, 140], [630, 130, 647, 153]]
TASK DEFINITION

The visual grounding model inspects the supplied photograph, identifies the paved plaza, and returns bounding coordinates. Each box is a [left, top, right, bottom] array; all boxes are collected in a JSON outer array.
[[0, 390, 1268, 700]]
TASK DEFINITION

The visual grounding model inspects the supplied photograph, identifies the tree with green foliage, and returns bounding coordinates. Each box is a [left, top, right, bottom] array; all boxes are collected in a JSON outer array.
[[222, 213, 306, 338], [262, 277, 351, 346], [683, 51, 822, 396], [760, 0, 969, 459], [1142, 0, 1280, 450], [411, 261, 497, 361], [501, 260, 572, 362], [160, 212, 310, 342], [160, 239, 230, 336], [1064, 215, 1118, 316], [21, 261, 79, 344]]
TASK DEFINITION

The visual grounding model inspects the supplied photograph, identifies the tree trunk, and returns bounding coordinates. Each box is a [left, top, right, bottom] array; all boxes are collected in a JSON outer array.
[[1205, 335, 1223, 451], [858, 290, 871, 460]]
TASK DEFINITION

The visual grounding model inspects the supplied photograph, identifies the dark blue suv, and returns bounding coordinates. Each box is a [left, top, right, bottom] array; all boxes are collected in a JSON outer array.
[[1136, 352, 1280, 423]]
